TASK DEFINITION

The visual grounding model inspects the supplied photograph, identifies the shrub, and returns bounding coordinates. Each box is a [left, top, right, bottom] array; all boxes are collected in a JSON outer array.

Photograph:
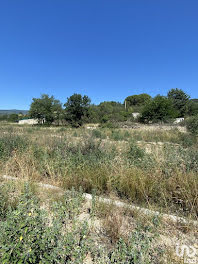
[[92, 129, 106, 139], [100, 122, 119, 129], [97, 223, 159, 264], [51, 187, 84, 221], [0, 182, 163, 263], [110, 130, 125, 141], [0, 183, 90, 264], [123, 130, 131, 139], [161, 145, 198, 175], [178, 132, 197, 147], [140, 95, 176, 123], [73, 131, 78, 137], [186, 115, 198, 135], [0, 134, 29, 160], [127, 141, 154, 169], [0, 183, 18, 220], [57, 127, 67, 133], [65, 138, 115, 166]]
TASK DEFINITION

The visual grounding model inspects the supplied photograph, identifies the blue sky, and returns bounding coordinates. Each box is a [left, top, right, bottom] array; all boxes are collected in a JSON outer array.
[[0, 0, 198, 109]]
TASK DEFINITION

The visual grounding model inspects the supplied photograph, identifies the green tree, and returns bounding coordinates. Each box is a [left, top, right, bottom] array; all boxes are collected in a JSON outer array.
[[186, 115, 198, 135], [88, 104, 100, 123], [187, 99, 198, 116], [140, 95, 176, 123], [167, 88, 190, 117], [64, 93, 91, 127], [0, 114, 8, 121], [98, 101, 127, 123], [8, 114, 19, 122], [125, 94, 151, 111], [29, 94, 62, 125]]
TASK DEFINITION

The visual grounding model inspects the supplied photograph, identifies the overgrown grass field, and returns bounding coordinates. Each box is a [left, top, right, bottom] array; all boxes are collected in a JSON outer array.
[[0, 123, 197, 263]]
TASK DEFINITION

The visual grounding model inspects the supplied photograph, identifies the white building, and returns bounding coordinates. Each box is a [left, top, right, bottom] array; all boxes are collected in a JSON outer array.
[[132, 112, 140, 119], [173, 118, 185, 124], [18, 119, 39, 125]]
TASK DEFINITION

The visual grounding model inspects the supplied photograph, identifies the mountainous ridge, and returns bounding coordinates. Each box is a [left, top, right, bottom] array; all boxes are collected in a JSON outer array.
[[0, 109, 29, 115]]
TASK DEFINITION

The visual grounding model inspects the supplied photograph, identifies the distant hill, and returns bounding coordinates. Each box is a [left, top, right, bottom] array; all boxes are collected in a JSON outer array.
[[0, 109, 29, 115]]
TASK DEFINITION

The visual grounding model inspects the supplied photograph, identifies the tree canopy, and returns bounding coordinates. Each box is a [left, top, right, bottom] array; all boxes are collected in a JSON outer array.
[[24, 89, 197, 126], [125, 94, 151, 108], [64, 93, 91, 127], [140, 95, 176, 123], [167, 88, 190, 117], [29, 94, 62, 124]]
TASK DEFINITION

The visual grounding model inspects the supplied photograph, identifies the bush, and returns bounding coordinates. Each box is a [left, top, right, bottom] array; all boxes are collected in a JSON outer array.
[[0, 134, 29, 160], [65, 138, 115, 167], [0, 183, 18, 220], [140, 95, 176, 123], [161, 145, 198, 175], [0, 182, 162, 263], [110, 130, 125, 141], [127, 141, 154, 169], [100, 122, 119, 129], [178, 132, 197, 147], [92, 129, 106, 139], [186, 115, 198, 135], [0, 183, 90, 264], [107, 226, 156, 263]]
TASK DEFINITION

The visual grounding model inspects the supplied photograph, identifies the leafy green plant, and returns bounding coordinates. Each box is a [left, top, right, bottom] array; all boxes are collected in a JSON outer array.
[[127, 141, 154, 169], [109, 230, 152, 263], [186, 115, 198, 135], [178, 132, 197, 147], [92, 129, 106, 139], [94, 222, 160, 264], [0, 183, 18, 220], [0, 183, 90, 264], [0, 134, 29, 160], [51, 187, 84, 221], [162, 145, 198, 174], [100, 122, 119, 129], [140, 95, 177, 123], [110, 130, 125, 141]]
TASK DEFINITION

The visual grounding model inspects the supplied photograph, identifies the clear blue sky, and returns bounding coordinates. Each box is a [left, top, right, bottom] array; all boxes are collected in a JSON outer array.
[[0, 0, 198, 109]]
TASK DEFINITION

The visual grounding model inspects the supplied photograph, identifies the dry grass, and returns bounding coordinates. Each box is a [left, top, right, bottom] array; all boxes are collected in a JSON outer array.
[[0, 123, 197, 220], [1, 177, 197, 263]]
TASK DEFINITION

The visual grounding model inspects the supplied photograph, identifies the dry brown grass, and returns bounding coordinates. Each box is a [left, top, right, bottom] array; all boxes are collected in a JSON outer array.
[[0, 123, 197, 220]]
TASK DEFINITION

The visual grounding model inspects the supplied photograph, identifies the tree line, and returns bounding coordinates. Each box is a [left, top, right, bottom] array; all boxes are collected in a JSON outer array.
[[1, 88, 198, 127]]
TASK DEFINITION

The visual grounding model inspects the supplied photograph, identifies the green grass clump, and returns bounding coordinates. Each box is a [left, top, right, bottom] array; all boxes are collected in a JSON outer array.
[[106, 225, 158, 264], [0, 134, 29, 160], [0, 183, 18, 219], [91, 129, 106, 139], [178, 132, 197, 148], [127, 141, 155, 169], [130, 129, 180, 143], [57, 127, 67, 133], [161, 145, 198, 174], [110, 130, 125, 141]]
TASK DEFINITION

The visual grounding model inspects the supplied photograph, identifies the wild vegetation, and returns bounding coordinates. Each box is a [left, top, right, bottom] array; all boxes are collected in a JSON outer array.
[[186, 115, 198, 135], [0, 178, 197, 264], [0, 180, 169, 263], [0, 123, 197, 262], [1, 88, 198, 127], [0, 124, 197, 218], [0, 89, 198, 263]]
